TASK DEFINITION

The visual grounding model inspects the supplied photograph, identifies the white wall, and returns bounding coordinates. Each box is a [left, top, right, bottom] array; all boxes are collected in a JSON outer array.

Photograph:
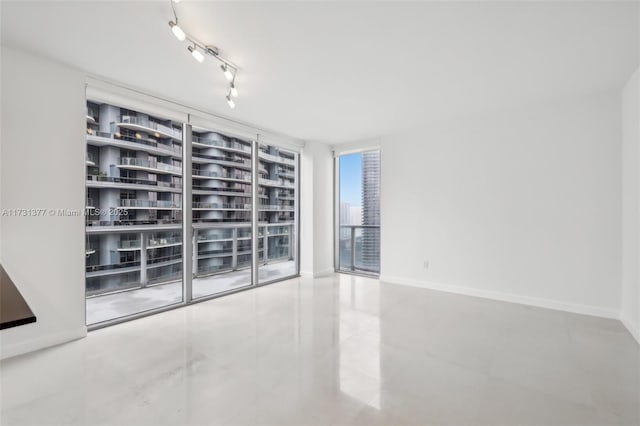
[[378, 91, 623, 318], [622, 67, 640, 343], [1, 47, 87, 359], [300, 141, 334, 277]]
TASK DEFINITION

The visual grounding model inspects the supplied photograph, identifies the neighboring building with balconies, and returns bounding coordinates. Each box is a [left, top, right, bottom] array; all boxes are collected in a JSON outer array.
[[85, 101, 297, 297]]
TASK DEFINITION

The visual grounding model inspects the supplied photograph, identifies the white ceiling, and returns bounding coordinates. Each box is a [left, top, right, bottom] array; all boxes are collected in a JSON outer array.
[[1, 1, 638, 143]]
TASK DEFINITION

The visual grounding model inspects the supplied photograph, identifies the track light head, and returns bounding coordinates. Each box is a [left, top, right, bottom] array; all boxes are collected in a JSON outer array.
[[226, 95, 236, 109], [221, 64, 234, 81], [172, 0, 181, 3], [169, 21, 186, 41], [188, 45, 204, 63], [230, 83, 238, 98]]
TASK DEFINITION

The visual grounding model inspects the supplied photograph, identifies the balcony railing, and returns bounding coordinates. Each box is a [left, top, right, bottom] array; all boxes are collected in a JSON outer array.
[[277, 170, 295, 179], [266, 225, 291, 235], [88, 130, 182, 156], [113, 237, 184, 250], [118, 240, 141, 249], [339, 225, 380, 275], [86, 222, 295, 294], [277, 195, 295, 200], [198, 230, 234, 241], [260, 204, 295, 211], [149, 236, 182, 247], [192, 152, 252, 167], [192, 135, 251, 153], [86, 259, 140, 273], [193, 202, 251, 210], [192, 186, 250, 195], [120, 116, 182, 139], [258, 151, 296, 165], [86, 218, 182, 227], [119, 199, 181, 209], [120, 157, 182, 174], [87, 175, 181, 189], [259, 178, 295, 188], [193, 169, 251, 181]]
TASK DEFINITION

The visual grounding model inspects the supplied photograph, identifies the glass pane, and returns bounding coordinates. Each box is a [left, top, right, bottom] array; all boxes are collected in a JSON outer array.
[[338, 151, 380, 275], [85, 101, 183, 325], [191, 129, 253, 298], [258, 143, 298, 284]]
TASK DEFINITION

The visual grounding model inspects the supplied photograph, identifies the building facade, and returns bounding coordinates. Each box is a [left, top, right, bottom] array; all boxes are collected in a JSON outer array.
[[361, 150, 381, 271], [85, 101, 297, 306]]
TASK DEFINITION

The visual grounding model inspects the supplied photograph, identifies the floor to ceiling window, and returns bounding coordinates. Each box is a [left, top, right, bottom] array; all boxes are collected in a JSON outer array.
[[191, 128, 254, 299], [336, 150, 380, 275], [85, 101, 184, 325], [257, 142, 299, 284], [85, 97, 300, 327]]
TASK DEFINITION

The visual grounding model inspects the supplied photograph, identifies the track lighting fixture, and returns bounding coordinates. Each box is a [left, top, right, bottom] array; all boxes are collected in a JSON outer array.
[[188, 45, 204, 63], [167, 0, 240, 109], [168, 21, 186, 41]]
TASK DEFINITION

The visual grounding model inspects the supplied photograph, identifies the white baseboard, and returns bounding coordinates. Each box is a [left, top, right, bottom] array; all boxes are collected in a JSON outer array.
[[0, 326, 87, 360], [379, 275, 619, 319], [300, 269, 335, 279], [313, 268, 335, 278], [620, 314, 640, 344], [300, 268, 335, 278]]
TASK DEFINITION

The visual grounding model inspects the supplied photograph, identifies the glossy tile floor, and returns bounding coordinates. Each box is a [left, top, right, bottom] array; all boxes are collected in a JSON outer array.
[[2, 274, 639, 425]]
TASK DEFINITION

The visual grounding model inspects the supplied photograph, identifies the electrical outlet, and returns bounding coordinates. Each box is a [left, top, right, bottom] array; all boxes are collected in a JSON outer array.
[[423, 260, 429, 269]]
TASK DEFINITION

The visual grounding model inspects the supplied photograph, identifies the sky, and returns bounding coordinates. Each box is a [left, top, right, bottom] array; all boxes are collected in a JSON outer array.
[[340, 153, 362, 206]]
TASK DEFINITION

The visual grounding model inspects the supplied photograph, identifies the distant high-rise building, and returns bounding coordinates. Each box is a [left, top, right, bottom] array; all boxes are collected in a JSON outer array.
[[361, 151, 380, 271]]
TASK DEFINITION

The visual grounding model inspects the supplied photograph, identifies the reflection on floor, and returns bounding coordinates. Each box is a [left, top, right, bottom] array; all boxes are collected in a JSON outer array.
[[86, 261, 296, 325], [3, 274, 638, 426]]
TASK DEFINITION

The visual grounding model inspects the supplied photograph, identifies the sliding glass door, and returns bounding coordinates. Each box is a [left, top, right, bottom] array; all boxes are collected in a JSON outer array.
[[85, 101, 184, 325], [257, 142, 299, 284], [336, 150, 380, 275], [191, 128, 254, 298], [86, 98, 300, 327]]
